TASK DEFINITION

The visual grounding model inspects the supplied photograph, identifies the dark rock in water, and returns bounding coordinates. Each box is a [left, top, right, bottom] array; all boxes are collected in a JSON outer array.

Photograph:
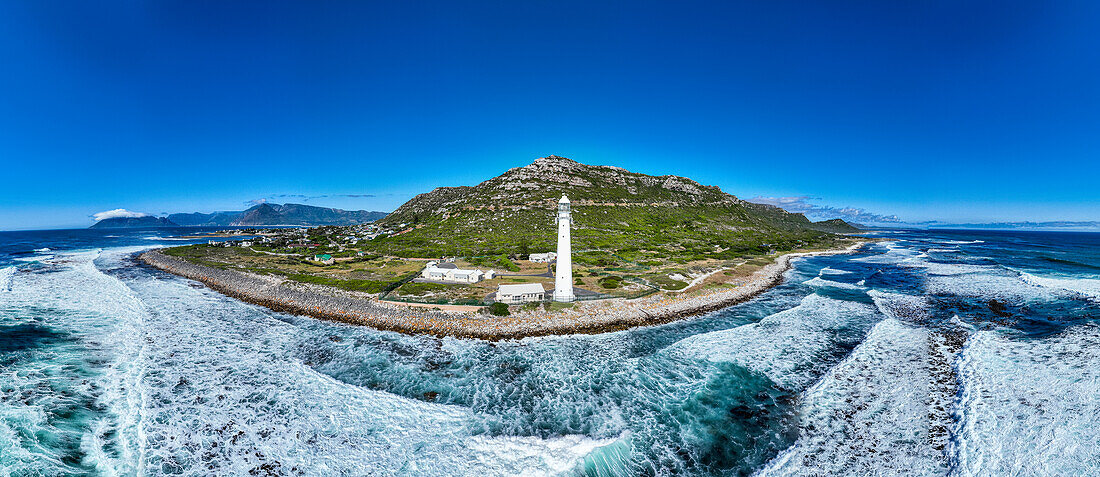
[[90, 216, 177, 229], [988, 299, 1012, 317]]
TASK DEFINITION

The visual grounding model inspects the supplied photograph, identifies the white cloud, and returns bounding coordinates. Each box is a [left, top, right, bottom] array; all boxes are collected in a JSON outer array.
[[92, 208, 149, 221], [749, 196, 902, 224]]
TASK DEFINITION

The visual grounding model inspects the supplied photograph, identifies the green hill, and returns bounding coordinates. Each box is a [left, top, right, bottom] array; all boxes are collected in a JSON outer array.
[[371, 156, 854, 260], [806, 218, 862, 234]]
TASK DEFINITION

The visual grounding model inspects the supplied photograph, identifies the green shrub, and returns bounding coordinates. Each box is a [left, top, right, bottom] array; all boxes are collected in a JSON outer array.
[[397, 282, 451, 296], [488, 302, 510, 316], [598, 275, 622, 289], [651, 275, 689, 290], [285, 274, 390, 293]]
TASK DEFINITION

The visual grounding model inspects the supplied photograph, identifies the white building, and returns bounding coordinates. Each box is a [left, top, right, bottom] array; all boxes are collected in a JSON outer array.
[[497, 283, 545, 304], [450, 269, 483, 283], [554, 195, 575, 302], [529, 252, 557, 263], [420, 261, 491, 284]]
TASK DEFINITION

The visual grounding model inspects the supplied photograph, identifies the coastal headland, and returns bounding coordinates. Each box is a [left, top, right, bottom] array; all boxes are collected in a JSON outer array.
[[139, 241, 866, 340]]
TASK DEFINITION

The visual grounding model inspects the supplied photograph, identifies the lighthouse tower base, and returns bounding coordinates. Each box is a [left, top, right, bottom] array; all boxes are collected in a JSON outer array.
[[554, 195, 575, 302]]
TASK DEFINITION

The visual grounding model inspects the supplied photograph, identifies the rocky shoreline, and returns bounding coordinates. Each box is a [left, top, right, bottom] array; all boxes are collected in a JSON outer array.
[[140, 242, 865, 340]]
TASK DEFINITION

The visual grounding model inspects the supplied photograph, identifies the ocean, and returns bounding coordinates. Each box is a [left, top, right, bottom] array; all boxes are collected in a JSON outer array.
[[1, 227, 1098, 476]]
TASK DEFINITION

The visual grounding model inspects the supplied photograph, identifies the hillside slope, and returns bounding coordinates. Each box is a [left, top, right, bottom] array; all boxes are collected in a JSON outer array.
[[373, 156, 853, 258]]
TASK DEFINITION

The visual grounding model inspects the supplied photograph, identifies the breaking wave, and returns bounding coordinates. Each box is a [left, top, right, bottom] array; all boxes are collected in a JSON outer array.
[[667, 294, 881, 389], [0, 266, 13, 292], [1017, 270, 1100, 301], [802, 276, 867, 291], [759, 319, 947, 476]]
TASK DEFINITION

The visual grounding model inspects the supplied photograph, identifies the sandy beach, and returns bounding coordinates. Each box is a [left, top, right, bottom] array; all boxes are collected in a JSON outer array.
[[139, 241, 865, 340]]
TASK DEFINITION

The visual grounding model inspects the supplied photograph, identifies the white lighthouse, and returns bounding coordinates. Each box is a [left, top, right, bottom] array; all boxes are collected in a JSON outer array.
[[554, 195, 575, 302]]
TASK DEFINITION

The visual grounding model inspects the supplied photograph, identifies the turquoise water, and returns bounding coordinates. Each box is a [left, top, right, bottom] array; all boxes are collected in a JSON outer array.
[[1, 228, 1098, 475]]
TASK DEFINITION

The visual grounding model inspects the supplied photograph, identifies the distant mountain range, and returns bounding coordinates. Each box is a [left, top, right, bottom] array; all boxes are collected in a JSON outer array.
[[852, 221, 1100, 232], [90, 216, 178, 229], [169, 203, 387, 227], [89, 203, 388, 229], [925, 221, 1100, 231]]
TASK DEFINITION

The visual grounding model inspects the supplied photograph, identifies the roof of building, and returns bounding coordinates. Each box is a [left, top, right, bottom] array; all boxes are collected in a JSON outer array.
[[559, 195, 570, 203], [435, 262, 458, 269], [498, 283, 545, 295]]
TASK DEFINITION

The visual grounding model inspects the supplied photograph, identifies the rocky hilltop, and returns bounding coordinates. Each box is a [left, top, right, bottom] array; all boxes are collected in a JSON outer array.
[[375, 155, 854, 257], [387, 156, 739, 217]]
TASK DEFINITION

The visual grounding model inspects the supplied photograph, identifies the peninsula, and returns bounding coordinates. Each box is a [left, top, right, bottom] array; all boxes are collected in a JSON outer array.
[[143, 156, 864, 339]]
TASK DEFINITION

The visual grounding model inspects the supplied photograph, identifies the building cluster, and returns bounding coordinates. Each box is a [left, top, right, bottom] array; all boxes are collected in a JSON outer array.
[[195, 196, 579, 309], [210, 237, 272, 248], [420, 261, 496, 284]]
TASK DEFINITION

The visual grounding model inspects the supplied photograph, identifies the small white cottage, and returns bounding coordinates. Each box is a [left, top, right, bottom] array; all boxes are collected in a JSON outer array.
[[497, 283, 545, 304]]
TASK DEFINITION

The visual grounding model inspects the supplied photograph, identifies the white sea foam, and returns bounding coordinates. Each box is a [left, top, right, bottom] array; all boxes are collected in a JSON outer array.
[[2, 246, 621, 475], [926, 248, 960, 253], [818, 267, 852, 276], [917, 262, 994, 276], [925, 266, 1071, 303], [0, 266, 13, 292], [853, 243, 922, 264], [953, 326, 1100, 476], [938, 240, 984, 245], [758, 319, 945, 476], [34, 247, 51, 252], [666, 294, 880, 389], [108, 252, 611, 475], [802, 276, 867, 291], [868, 289, 931, 324], [0, 249, 149, 475], [13, 256, 49, 263], [1017, 271, 1100, 301]]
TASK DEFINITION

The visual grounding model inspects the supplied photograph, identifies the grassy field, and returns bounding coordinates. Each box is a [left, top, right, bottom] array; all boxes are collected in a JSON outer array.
[[160, 234, 862, 307]]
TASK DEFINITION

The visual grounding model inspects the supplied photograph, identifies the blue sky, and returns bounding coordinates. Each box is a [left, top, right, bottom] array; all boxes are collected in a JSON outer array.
[[1, 1, 1098, 230]]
